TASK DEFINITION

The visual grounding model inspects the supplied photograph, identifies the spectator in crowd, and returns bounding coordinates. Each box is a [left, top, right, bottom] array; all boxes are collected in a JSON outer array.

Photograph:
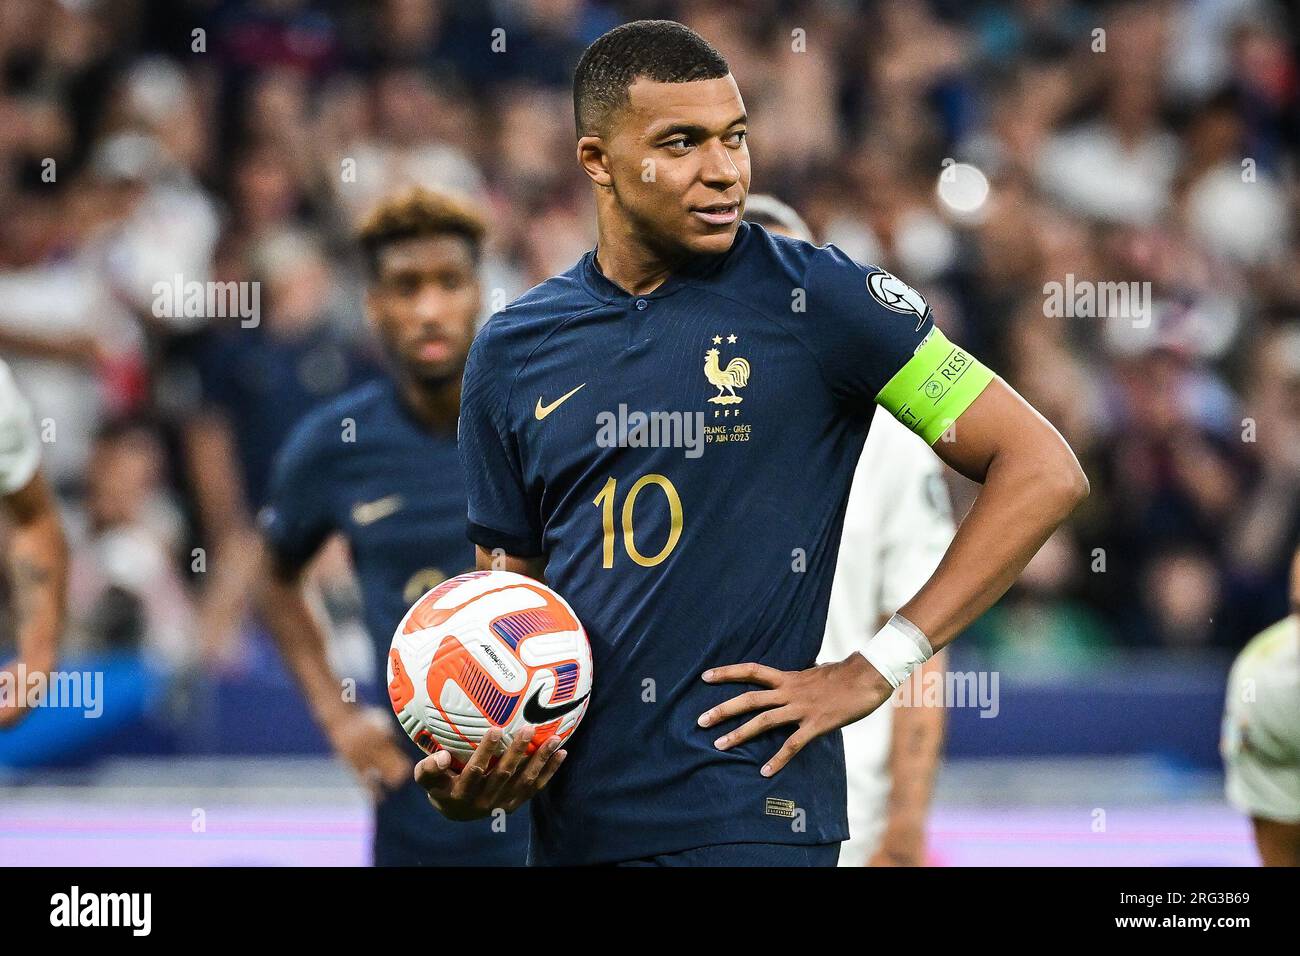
[[66, 419, 194, 672]]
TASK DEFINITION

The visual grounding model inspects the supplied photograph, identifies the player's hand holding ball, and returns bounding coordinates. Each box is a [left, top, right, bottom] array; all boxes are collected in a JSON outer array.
[[414, 725, 566, 821], [389, 570, 592, 821]]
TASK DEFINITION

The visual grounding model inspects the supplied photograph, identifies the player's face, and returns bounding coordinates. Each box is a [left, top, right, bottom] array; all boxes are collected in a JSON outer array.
[[367, 234, 480, 385], [600, 75, 750, 256]]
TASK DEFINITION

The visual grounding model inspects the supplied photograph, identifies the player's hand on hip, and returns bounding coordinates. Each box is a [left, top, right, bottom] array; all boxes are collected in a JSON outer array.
[[698, 653, 894, 776], [326, 706, 411, 798], [414, 726, 566, 821]]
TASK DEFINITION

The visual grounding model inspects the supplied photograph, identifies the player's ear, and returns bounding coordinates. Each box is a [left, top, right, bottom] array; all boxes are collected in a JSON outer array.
[[577, 136, 613, 188]]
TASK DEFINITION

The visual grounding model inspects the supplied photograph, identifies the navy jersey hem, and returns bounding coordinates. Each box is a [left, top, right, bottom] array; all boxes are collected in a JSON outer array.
[[529, 820, 849, 867], [611, 841, 842, 867]]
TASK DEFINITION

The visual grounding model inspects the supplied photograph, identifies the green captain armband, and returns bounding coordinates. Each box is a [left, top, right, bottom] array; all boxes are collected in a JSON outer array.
[[875, 328, 995, 444]]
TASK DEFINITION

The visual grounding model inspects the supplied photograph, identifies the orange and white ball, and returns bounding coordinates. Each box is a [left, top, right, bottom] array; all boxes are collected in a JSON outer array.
[[387, 570, 593, 767]]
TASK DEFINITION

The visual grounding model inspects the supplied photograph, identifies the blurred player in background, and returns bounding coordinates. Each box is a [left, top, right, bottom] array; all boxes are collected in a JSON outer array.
[[0, 357, 68, 727], [255, 188, 526, 866], [745, 195, 954, 866], [1221, 543, 1300, 866]]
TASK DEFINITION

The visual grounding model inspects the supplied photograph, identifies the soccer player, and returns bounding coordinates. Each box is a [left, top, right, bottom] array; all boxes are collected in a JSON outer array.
[[742, 194, 955, 867], [0, 357, 67, 727], [424, 20, 1088, 866], [255, 189, 531, 865], [1221, 544, 1300, 866]]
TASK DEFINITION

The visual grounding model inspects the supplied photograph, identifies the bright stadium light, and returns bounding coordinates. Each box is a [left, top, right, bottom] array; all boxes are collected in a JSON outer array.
[[936, 161, 990, 217]]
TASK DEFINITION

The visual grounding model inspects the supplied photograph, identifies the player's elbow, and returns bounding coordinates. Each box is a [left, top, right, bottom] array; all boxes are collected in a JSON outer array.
[[1062, 459, 1090, 512], [1036, 446, 1089, 519]]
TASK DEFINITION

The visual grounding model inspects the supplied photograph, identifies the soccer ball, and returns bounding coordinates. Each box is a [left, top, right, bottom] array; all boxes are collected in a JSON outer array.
[[387, 569, 593, 768]]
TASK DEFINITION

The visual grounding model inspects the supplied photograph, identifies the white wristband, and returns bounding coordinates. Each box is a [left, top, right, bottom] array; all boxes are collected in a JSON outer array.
[[862, 613, 934, 689]]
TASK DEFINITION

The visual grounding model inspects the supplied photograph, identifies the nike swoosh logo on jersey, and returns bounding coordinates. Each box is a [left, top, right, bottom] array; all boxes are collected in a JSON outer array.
[[534, 383, 586, 421], [522, 685, 589, 723], [351, 494, 404, 526]]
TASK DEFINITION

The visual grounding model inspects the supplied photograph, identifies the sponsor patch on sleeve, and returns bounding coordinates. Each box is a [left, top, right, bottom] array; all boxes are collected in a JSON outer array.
[[866, 269, 930, 331]]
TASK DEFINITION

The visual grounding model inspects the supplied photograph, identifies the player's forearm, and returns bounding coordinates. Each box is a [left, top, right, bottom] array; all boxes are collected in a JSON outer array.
[[901, 438, 1087, 650], [0, 328, 97, 366], [885, 651, 947, 825], [184, 415, 252, 542], [257, 564, 352, 731], [7, 511, 67, 672]]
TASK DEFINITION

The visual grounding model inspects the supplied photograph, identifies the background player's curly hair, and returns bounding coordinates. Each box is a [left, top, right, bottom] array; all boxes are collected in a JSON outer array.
[[572, 19, 730, 137], [357, 187, 487, 276]]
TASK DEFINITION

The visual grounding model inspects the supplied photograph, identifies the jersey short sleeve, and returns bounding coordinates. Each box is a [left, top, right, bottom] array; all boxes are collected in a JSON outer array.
[[1221, 619, 1300, 823], [802, 247, 994, 441], [459, 322, 543, 558], [0, 359, 41, 496], [257, 415, 338, 571]]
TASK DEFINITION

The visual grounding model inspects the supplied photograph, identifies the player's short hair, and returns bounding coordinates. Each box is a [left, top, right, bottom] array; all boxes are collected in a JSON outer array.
[[742, 194, 814, 243], [357, 187, 486, 278], [573, 20, 730, 137]]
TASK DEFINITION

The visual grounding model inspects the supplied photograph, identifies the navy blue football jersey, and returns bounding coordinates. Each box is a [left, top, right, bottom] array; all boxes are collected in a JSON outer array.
[[260, 378, 528, 865], [459, 221, 989, 865]]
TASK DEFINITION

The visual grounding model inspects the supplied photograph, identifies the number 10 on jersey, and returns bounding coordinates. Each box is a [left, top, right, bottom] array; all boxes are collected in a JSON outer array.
[[593, 474, 683, 568]]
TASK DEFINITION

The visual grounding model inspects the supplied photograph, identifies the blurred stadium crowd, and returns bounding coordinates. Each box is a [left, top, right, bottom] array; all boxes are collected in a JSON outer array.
[[0, 0, 1298, 701]]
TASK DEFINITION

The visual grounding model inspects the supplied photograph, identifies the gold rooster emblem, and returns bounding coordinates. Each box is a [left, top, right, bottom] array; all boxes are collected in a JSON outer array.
[[704, 348, 751, 405]]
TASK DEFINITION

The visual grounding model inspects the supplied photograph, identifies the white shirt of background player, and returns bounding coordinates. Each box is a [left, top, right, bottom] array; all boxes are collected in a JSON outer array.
[[0, 358, 41, 498], [819, 406, 956, 866]]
